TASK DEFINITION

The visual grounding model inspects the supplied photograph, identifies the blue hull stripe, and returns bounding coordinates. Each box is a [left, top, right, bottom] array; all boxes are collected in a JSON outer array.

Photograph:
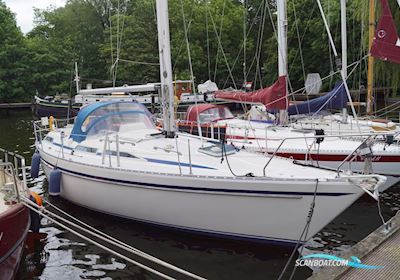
[[51, 143, 215, 170], [41, 158, 354, 197]]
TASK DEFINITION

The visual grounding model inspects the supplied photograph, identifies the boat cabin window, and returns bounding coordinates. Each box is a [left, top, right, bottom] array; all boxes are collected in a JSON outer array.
[[104, 150, 137, 158], [199, 107, 234, 123], [44, 136, 54, 143], [81, 103, 154, 138], [75, 145, 97, 153]]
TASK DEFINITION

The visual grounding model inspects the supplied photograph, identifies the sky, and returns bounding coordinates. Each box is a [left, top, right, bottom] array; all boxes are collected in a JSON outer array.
[[4, 0, 66, 34]]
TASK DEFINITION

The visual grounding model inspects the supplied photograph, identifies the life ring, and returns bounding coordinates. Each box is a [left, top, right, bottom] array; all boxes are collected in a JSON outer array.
[[29, 191, 42, 233]]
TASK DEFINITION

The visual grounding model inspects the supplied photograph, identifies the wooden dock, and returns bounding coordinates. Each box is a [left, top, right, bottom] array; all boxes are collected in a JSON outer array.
[[308, 211, 400, 280], [0, 102, 32, 110]]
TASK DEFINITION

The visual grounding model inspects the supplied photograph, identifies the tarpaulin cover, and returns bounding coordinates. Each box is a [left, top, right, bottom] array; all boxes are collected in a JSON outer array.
[[288, 83, 347, 115], [214, 76, 288, 110]]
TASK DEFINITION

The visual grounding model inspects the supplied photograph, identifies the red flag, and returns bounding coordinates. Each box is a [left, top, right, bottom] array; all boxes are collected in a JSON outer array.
[[370, 0, 400, 64], [214, 76, 288, 110]]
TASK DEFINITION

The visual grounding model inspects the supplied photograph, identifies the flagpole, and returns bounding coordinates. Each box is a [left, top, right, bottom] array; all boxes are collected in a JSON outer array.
[[367, 0, 375, 115]]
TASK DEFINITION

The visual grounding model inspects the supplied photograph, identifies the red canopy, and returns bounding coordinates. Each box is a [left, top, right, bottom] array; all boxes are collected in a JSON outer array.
[[185, 104, 219, 121], [214, 76, 288, 110], [370, 0, 400, 64]]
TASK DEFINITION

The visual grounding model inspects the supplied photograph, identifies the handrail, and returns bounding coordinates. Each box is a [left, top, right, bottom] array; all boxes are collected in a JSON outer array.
[[336, 135, 375, 175], [262, 132, 391, 177], [0, 148, 27, 190], [0, 161, 23, 201]]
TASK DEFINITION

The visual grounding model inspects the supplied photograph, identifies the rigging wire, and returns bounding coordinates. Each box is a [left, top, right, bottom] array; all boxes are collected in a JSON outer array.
[[221, 2, 264, 89], [110, 0, 128, 87], [114, 0, 128, 86], [246, 1, 264, 89], [213, 0, 226, 83], [309, 56, 364, 117], [290, 55, 368, 96], [291, 0, 306, 84], [207, 6, 237, 89], [264, 55, 368, 111], [172, 8, 195, 73], [180, 0, 198, 107], [206, 7, 211, 81], [109, 1, 114, 84], [277, 179, 319, 280], [287, 2, 317, 79], [253, 0, 268, 89]]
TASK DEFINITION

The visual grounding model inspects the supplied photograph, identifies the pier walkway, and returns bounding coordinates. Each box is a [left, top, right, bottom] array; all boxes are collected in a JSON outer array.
[[308, 211, 400, 280], [0, 102, 31, 109]]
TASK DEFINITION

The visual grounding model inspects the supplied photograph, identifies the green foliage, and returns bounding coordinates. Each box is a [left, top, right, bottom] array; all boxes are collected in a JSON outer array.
[[0, 0, 399, 103], [26, 0, 108, 94], [0, 1, 27, 102]]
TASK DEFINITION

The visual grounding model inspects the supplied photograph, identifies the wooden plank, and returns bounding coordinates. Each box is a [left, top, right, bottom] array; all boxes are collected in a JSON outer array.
[[0, 103, 32, 109]]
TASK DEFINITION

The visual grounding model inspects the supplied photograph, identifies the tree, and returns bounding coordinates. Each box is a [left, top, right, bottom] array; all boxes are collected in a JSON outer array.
[[0, 1, 28, 102], [26, 0, 109, 96]]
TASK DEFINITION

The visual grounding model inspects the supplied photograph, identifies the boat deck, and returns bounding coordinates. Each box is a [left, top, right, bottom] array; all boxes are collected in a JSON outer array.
[[308, 210, 400, 280]]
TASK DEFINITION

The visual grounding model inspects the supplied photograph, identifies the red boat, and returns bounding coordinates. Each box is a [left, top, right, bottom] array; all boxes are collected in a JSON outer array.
[[0, 150, 37, 280]]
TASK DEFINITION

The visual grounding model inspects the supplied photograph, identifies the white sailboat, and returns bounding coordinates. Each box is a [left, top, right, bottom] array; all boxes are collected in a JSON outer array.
[[194, 0, 400, 191], [179, 102, 400, 191], [33, 0, 386, 245]]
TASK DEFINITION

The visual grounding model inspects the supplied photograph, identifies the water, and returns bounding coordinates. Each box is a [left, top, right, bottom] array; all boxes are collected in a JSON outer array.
[[1, 110, 398, 280]]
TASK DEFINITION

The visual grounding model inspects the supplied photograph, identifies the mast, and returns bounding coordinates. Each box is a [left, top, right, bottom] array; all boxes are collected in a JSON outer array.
[[74, 62, 80, 94], [277, 0, 288, 123], [316, 0, 359, 127], [367, 0, 375, 115], [156, 0, 175, 137], [341, 0, 348, 120]]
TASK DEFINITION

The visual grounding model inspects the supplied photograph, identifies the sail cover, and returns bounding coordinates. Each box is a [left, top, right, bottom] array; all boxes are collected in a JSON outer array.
[[370, 0, 400, 64], [287, 83, 347, 115], [214, 76, 288, 110]]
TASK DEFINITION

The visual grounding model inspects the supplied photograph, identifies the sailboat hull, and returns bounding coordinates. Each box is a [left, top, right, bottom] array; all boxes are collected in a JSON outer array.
[[270, 152, 400, 192], [40, 151, 364, 245]]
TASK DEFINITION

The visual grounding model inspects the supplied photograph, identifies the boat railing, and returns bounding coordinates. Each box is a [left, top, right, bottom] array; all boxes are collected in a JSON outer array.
[[0, 161, 22, 203], [262, 132, 386, 177], [97, 130, 187, 174], [335, 136, 376, 175], [0, 149, 27, 196], [33, 117, 74, 148]]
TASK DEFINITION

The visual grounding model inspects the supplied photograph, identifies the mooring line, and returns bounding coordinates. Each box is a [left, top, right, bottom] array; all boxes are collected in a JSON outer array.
[[22, 197, 206, 280]]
